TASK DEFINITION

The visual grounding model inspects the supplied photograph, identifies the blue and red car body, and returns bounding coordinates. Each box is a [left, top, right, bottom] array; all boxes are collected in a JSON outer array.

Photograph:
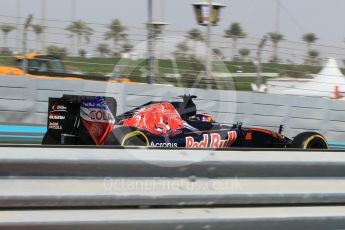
[[42, 94, 328, 149]]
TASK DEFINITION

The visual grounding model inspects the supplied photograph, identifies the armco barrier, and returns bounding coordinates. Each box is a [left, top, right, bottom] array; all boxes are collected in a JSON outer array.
[[1, 178, 345, 208], [1, 146, 345, 177], [0, 146, 345, 229], [1, 207, 345, 230]]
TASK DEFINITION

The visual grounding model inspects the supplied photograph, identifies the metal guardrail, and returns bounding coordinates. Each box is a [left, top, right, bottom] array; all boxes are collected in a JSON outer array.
[[1, 207, 345, 230], [1, 146, 345, 177], [1, 178, 345, 208], [0, 146, 345, 229]]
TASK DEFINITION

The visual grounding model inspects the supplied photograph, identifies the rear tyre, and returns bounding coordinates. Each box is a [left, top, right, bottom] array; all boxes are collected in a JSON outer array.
[[290, 132, 328, 149], [104, 126, 149, 146]]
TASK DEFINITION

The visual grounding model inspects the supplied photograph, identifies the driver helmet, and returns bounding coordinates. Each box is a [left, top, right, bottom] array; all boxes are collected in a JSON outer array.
[[194, 113, 214, 123]]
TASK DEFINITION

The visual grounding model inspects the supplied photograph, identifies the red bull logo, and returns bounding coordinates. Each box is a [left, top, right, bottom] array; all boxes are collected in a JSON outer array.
[[123, 102, 184, 135], [186, 131, 237, 148]]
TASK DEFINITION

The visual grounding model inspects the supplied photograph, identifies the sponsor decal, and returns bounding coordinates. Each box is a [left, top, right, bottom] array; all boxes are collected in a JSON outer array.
[[51, 103, 67, 112], [186, 134, 209, 148], [89, 110, 114, 121], [80, 97, 115, 124], [245, 132, 252, 140], [81, 100, 107, 109], [89, 123, 104, 139], [185, 131, 237, 148], [49, 114, 65, 120], [48, 122, 62, 130], [80, 97, 115, 145], [150, 142, 178, 148]]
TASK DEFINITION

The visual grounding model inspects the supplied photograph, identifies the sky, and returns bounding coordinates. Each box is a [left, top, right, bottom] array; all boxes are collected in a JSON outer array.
[[0, 0, 344, 62]]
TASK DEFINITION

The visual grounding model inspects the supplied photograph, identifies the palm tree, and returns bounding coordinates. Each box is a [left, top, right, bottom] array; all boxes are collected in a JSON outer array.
[[308, 49, 319, 65], [174, 41, 190, 59], [268, 32, 284, 63], [302, 33, 318, 64], [104, 19, 128, 56], [224, 22, 246, 61], [46, 45, 68, 59], [303, 33, 318, 53], [31, 24, 45, 52], [97, 44, 111, 57], [212, 48, 224, 59], [186, 28, 204, 53], [65, 20, 93, 56], [239, 48, 250, 61], [0, 24, 15, 48], [121, 43, 133, 54]]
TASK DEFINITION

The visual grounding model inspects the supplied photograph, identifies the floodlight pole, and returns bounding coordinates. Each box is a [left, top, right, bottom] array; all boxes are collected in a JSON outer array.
[[205, 0, 212, 83], [275, 0, 281, 33], [16, 0, 21, 52], [255, 35, 267, 89], [71, 0, 76, 56], [147, 0, 154, 84], [23, 14, 33, 74], [41, 0, 47, 53], [150, 22, 167, 80], [193, 2, 225, 88], [71, 0, 76, 22]]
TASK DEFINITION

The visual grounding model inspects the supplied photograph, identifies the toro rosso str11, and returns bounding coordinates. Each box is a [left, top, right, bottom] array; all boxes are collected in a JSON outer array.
[[42, 94, 328, 149]]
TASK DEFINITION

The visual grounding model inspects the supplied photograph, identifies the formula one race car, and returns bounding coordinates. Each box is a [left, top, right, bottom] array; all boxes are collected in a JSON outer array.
[[42, 94, 328, 149]]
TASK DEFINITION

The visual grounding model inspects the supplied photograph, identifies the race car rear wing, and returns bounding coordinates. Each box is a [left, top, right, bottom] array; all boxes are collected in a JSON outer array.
[[44, 95, 116, 145]]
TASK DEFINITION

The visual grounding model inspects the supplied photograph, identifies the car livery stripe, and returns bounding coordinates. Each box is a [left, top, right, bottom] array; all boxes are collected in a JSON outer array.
[[250, 128, 273, 135]]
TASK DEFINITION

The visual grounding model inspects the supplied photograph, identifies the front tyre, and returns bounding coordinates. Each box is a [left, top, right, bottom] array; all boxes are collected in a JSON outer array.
[[290, 132, 328, 149]]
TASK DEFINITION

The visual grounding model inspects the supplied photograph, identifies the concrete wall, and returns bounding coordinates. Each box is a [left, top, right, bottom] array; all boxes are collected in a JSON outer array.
[[1, 75, 345, 141]]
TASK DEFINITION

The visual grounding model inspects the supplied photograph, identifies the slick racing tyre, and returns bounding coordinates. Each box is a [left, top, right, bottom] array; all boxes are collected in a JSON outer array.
[[290, 132, 328, 149], [104, 126, 149, 146]]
